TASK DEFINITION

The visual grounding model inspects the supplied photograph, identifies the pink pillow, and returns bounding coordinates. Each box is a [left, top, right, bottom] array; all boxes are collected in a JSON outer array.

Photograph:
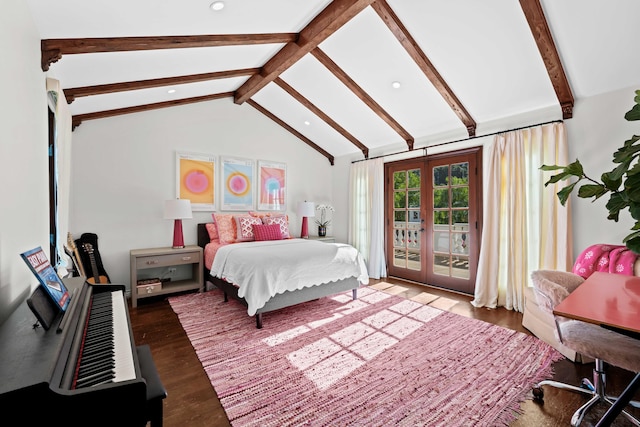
[[263, 215, 290, 238], [234, 215, 262, 242], [253, 224, 283, 241], [205, 221, 219, 241], [213, 213, 236, 244]]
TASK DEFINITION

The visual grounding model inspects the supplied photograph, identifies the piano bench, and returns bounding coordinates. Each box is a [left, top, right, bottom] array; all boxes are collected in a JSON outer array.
[[137, 345, 167, 427]]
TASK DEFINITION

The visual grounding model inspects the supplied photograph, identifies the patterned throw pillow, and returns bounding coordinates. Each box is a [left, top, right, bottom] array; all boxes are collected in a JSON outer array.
[[234, 215, 262, 242], [205, 220, 219, 241], [253, 224, 283, 241], [263, 215, 290, 238], [213, 213, 237, 244]]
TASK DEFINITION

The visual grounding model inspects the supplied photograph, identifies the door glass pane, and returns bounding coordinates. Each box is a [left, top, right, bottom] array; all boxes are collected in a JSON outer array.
[[407, 169, 420, 188], [433, 189, 449, 209], [451, 255, 470, 279], [433, 211, 449, 226], [452, 187, 468, 207], [451, 162, 469, 184], [431, 161, 470, 280], [391, 168, 422, 272], [394, 171, 406, 190], [433, 165, 449, 187], [408, 190, 420, 208]]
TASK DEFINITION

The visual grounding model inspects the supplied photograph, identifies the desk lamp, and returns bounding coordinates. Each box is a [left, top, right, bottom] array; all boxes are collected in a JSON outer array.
[[164, 199, 192, 248], [297, 201, 315, 239]]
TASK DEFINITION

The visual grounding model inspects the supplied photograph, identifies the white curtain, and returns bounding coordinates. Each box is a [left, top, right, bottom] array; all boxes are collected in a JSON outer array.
[[472, 122, 572, 312], [46, 78, 73, 276], [349, 158, 387, 279]]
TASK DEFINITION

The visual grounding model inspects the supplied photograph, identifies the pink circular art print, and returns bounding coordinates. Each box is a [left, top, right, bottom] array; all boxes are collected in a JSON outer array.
[[184, 170, 209, 194]]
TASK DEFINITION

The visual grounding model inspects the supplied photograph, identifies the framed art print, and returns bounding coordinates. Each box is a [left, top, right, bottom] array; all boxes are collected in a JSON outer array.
[[176, 151, 216, 211], [257, 160, 286, 211], [221, 156, 254, 211]]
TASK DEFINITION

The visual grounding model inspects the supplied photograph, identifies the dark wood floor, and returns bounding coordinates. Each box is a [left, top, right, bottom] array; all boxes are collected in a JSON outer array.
[[129, 277, 640, 427]]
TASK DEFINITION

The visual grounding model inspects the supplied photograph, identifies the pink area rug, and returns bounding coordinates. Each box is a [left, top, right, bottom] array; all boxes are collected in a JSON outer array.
[[168, 287, 563, 426]]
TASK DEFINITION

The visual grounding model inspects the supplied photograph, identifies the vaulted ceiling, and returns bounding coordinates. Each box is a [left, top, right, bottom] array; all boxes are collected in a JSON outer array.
[[27, 0, 640, 164]]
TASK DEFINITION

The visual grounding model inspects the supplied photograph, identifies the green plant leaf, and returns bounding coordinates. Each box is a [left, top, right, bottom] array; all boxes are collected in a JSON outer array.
[[625, 104, 640, 121], [625, 174, 640, 202], [630, 203, 640, 221], [564, 160, 584, 176], [606, 192, 628, 216], [539, 164, 566, 171], [577, 184, 606, 199], [624, 234, 640, 255], [556, 182, 577, 205], [612, 135, 640, 162]]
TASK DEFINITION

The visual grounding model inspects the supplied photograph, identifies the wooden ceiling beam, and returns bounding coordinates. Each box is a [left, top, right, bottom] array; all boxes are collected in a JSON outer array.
[[72, 92, 233, 130], [275, 77, 369, 158], [371, 0, 476, 137], [63, 68, 259, 103], [41, 34, 297, 71], [519, 0, 574, 119], [247, 99, 335, 165], [311, 48, 414, 150], [234, 0, 376, 104]]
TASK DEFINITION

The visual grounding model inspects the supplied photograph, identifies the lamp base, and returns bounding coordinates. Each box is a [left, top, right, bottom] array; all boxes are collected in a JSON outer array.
[[300, 217, 309, 239], [172, 219, 185, 249]]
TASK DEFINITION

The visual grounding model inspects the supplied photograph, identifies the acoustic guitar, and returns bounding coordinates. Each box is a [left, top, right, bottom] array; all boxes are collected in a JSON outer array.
[[82, 243, 110, 284], [66, 232, 86, 277]]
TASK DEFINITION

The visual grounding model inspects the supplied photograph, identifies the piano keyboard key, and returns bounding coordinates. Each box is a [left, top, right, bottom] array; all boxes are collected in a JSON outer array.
[[73, 290, 136, 388]]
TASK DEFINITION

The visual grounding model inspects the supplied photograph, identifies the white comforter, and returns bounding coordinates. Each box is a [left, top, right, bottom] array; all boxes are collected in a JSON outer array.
[[210, 239, 369, 315]]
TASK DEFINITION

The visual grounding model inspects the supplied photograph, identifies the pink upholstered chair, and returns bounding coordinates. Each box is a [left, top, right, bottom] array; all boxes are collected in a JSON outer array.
[[530, 270, 640, 426]]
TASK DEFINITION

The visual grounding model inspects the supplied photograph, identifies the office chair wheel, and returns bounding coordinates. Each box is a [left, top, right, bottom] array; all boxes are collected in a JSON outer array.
[[532, 386, 544, 401]]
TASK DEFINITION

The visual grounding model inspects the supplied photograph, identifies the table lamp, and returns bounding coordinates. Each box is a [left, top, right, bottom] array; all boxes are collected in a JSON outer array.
[[164, 199, 192, 248], [297, 201, 315, 239]]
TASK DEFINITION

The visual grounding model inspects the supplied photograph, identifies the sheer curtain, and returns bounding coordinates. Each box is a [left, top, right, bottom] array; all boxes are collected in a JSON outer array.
[[46, 78, 73, 275], [472, 123, 572, 312], [349, 158, 386, 279]]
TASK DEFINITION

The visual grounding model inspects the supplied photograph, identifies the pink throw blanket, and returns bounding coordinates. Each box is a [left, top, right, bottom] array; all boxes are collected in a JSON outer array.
[[572, 244, 638, 279]]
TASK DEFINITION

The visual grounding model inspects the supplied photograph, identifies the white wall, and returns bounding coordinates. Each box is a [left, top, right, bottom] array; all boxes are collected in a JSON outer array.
[[0, 0, 49, 322], [69, 98, 334, 292], [565, 85, 640, 255]]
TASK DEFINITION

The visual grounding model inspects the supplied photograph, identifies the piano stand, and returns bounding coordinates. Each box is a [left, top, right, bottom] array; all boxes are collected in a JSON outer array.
[[137, 345, 167, 427]]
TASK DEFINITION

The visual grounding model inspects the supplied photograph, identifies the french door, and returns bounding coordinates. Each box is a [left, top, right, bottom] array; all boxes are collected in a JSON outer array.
[[385, 148, 482, 294]]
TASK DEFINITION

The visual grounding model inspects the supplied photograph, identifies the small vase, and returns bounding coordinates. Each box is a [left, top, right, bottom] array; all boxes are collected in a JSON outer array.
[[318, 226, 327, 237]]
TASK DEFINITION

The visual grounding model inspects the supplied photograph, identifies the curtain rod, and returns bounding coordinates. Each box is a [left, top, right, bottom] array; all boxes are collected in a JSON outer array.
[[351, 119, 563, 163]]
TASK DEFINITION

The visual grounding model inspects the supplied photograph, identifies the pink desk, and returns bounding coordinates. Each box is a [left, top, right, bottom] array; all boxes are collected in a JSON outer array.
[[553, 271, 640, 335], [552, 271, 640, 427]]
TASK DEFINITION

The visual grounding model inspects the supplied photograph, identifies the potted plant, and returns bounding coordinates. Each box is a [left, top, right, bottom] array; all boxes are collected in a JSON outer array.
[[315, 204, 335, 237], [541, 90, 640, 253]]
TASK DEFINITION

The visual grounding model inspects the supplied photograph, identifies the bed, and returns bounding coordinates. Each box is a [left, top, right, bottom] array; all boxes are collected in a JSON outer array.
[[197, 222, 369, 328]]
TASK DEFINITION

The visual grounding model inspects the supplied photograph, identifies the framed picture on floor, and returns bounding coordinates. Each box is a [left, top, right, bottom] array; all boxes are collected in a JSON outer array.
[[176, 151, 216, 211], [221, 156, 254, 211], [257, 160, 286, 211]]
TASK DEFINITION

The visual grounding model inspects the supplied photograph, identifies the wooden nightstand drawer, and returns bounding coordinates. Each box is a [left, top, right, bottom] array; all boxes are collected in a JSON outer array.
[[137, 282, 163, 295], [135, 251, 200, 269]]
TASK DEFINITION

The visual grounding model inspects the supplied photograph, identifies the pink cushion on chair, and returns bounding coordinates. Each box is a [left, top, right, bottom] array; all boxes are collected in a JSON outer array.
[[253, 224, 283, 241]]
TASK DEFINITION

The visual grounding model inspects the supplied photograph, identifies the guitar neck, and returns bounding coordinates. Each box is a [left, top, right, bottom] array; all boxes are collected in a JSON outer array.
[[88, 253, 101, 283]]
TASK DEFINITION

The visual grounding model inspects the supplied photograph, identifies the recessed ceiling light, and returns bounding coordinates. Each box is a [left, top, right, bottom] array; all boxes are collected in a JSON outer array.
[[167, 89, 176, 94], [391, 81, 401, 89], [304, 120, 311, 126], [210, 1, 225, 11]]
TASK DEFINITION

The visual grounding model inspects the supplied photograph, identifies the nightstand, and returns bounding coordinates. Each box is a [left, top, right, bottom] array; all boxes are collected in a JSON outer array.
[[308, 236, 336, 243], [130, 245, 203, 307]]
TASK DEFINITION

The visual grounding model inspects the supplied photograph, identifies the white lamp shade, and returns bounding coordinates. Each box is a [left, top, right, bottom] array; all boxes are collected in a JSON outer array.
[[297, 201, 315, 217], [164, 199, 193, 219]]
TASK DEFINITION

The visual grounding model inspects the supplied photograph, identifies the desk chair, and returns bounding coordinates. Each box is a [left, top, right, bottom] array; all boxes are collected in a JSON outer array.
[[530, 270, 640, 426]]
